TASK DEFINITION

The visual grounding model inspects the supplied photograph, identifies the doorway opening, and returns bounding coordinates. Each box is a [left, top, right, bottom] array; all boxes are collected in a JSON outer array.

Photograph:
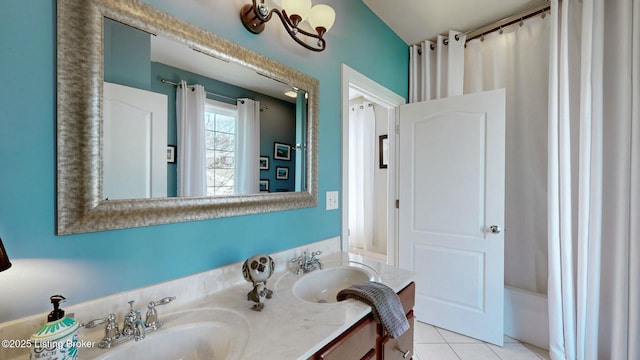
[[340, 64, 405, 266], [347, 96, 389, 263]]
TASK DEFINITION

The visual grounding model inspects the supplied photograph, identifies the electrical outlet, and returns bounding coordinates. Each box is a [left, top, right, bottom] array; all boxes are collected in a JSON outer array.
[[326, 191, 339, 210]]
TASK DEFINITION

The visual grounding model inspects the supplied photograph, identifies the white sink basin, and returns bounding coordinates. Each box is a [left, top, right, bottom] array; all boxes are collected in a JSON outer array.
[[87, 308, 249, 360], [293, 265, 376, 303]]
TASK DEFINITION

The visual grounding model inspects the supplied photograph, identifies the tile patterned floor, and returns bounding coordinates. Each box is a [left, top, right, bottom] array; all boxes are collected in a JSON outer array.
[[413, 321, 551, 360]]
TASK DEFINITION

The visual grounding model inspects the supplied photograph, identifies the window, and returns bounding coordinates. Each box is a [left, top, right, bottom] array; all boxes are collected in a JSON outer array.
[[204, 99, 237, 196]]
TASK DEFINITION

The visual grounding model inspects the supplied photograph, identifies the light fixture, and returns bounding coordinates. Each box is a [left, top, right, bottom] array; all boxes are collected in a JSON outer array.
[[284, 89, 299, 98], [0, 237, 12, 272], [240, 0, 335, 52]]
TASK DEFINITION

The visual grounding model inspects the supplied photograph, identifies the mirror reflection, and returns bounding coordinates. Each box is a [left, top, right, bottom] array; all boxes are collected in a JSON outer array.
[[102, 19, 307, 200], [56, 0, 318, 234]]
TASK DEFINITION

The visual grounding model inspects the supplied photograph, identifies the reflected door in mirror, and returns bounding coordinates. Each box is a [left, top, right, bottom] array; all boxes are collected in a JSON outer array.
[[103, 82, 168, 199]]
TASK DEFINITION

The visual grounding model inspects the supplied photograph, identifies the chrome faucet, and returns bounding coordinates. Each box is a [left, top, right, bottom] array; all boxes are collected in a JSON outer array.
[[84, 296, 175, 349], [291, 250, 323, 275], [122, 300, 146, 341]]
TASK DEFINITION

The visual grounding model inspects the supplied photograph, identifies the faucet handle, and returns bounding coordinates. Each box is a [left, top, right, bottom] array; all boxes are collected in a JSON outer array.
[[83, 313, 113, 328], [145, 296, 176, 330], [83, 313, 119, 349], [311, 250, 323, 257], [152, 296, 176, 306]]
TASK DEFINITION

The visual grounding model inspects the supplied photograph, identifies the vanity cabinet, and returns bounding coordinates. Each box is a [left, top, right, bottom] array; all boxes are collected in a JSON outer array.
[[309, 282, 416, 360], [314, 316, 378, 360]]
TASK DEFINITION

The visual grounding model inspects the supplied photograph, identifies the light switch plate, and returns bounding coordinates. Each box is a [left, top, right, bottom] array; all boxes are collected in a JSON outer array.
[[326, 191, 339, 210]]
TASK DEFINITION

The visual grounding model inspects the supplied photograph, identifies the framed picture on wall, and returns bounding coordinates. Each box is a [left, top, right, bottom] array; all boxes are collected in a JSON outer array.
[[259, 156, 269, 170], [259, 180, 269, 192], [276, 166, 289, 180], [167, 145, 176, 163], [379, 135, 388, 169], [274, 142, 292, 161]]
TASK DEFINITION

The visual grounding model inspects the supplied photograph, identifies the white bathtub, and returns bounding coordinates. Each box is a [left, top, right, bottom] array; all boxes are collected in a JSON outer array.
[[504, 286, 549, 350]]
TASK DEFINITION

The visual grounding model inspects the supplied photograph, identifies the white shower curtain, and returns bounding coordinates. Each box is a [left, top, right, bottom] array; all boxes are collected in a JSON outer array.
[[176, 80, 206, 197], [599, 1, 640, 358], [547, 1, 603, 358], [465, 16, 551, 294], [349, 102, 375, 251], [412, 18, 551, 294], [409, 30, 466, 102], [547, 0, 639, 359], [236, 98, 260, 194]]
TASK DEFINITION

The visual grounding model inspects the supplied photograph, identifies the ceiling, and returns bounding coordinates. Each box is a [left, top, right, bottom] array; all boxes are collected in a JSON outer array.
[[362, 0, 548, 45], [151, 35, 297, 103]]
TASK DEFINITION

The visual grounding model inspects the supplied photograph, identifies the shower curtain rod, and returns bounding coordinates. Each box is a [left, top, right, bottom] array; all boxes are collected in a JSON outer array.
[[160, 79, 247, 104], [420, 2, 550, 48], [461, 2, 550, 42]]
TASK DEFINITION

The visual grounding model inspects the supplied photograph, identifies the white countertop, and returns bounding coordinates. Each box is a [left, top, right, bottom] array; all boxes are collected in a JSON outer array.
[[1, 246, 415, 360], [80, 252, 415, 360]]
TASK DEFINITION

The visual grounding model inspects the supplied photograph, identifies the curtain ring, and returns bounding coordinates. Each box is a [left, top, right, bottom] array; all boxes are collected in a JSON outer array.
[[430, 43, 435, 51], [443, 38, 449, 46]]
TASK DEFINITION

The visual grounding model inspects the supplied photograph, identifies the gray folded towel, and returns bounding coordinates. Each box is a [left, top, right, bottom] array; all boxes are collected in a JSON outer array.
[[336, 281, 409, 338]]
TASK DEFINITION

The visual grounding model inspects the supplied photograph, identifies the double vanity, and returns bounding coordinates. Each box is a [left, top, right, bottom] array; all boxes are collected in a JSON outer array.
[[0, 245, 415, 360], [83, 251, 414, 359]]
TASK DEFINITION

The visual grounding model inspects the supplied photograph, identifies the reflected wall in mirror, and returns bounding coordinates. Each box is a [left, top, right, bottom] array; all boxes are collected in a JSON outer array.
[[57, 0, 318, 235], [102, 19, 308, 199]]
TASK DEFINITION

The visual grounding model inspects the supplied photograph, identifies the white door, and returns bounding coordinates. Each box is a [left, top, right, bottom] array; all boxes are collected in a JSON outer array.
[[103, 82, 168, 200], [398, 89, 505, 346]]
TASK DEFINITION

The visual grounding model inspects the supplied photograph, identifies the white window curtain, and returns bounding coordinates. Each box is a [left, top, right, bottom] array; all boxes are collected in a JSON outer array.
[[236, 98, 260, 194], [548, 0, 640, 359], [348, 102, 375, 251], [409, 30, 466, 102], [176, 80, 206, 197], [465, 16, 551, 294]]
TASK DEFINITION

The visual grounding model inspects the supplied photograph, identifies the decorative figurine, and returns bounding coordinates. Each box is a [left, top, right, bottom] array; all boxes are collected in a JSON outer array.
[[242, 254, 275, 311]]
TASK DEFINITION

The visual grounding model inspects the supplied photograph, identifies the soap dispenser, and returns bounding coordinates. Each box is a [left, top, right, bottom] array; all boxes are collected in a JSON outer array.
[[30, 295, 79, 360]]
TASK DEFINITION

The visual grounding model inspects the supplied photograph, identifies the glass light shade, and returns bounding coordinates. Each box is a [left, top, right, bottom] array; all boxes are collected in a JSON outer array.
[[284, 89, 298, 98], [309, 4, 335, 33], [0, 238, 11, 272], [282, 0, 312, 20]]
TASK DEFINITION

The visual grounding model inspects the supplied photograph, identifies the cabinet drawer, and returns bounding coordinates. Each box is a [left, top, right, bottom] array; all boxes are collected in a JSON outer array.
[[381, 312, 414, 360], [315, 316, 377, 360], [397, 282, 415, 315]]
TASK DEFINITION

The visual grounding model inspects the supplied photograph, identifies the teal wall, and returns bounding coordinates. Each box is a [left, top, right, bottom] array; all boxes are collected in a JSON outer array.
[[104, 18, 151, 90], [0, 0, 408, 321]]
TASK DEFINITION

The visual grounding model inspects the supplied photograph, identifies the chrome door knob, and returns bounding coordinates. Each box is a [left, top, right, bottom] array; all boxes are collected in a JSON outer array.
[[489, 225, 501, 234]]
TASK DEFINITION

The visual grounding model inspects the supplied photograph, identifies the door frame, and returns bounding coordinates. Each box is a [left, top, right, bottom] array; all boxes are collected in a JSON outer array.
[[340, 64, 405, 266]]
